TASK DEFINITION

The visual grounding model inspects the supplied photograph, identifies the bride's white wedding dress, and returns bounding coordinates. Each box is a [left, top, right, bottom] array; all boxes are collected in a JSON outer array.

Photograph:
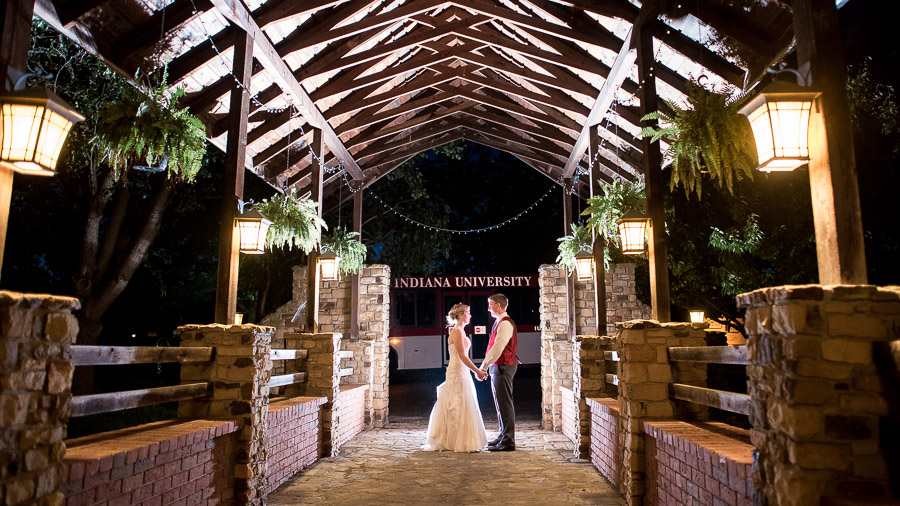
[[423, 332, 488, 452]]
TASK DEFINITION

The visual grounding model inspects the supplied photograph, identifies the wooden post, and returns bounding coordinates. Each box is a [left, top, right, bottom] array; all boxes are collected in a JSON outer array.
[[563, 178, 576, 339], [635, 22, 671, 322], [0, 0, 35, 282], [305, 128, 325, 333], [589, 127, 607, 336], [349, 181, 363, 339], [214, 29, 252, 324], [792, 0, 867, 284]]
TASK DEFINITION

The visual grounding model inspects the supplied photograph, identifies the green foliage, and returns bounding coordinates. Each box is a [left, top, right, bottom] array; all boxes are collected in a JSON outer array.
[[256, 188, 326, 253], [582, 179, 646, 257], [321, 226, 367, 276], [640, 80, 757, 198], [555, 222, 593, 274], [92, 72, 206, 181], [847, 56, 900, 149]]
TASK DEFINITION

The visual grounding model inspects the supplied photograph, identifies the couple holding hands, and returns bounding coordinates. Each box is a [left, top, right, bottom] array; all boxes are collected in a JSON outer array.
[[423, 294, 518, 453]]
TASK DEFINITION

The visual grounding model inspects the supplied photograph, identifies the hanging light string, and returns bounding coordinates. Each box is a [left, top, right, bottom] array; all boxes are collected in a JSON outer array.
[[185, 0, 338, 178], [352, 169, 556, 234]]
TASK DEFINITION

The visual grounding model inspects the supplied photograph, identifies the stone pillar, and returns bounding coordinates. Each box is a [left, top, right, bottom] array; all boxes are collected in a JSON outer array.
[[357, 265, 390, 427], [615, 320, 707, 506], [738, 285, 900, 505], [283, 332, 342, 456], [540, 264, 569, 429], [177, 324, 274, 506], [0, 291, 79, 506], [573, 335, 617, 458]]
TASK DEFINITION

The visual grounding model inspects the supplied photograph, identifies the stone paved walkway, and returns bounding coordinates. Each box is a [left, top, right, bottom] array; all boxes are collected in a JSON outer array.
[[269, 418, 624, 505]]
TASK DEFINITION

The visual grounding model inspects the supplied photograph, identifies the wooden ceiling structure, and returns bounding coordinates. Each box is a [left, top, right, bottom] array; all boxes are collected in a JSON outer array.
[[34, 0, 795, 204]]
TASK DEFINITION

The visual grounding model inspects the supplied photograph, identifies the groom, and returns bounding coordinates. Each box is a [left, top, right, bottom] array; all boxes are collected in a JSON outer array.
[[480, 293, 518, 452]]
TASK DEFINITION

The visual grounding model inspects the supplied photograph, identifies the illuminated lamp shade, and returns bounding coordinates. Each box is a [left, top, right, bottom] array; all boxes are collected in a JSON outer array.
[[0, 87, 84, 176], [234, 313, 244, 325], [689, 310, 705, 324], [615, 209, 649, 255], [738, 81, 821, 172], [389, 337, 401, 347], [235, 209, 272, 254], [574, 250, 594, 281], [319, 250, 340, 281]]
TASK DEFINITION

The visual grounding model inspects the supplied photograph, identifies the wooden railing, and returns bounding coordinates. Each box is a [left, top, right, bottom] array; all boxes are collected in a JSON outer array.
[[604, 350, 619, 386], [667, 345, 750, 416], [70, 345, 214, 417], [268, 348, 309, 388]]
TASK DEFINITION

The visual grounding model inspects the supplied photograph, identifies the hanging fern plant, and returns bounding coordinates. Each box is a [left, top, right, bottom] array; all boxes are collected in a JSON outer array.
[[92, 72, 206, 181], [640, 80, 757, 198], [581, 179, 647, 268], [255, 188, 326, 253], [556, 222, 594, 275], [321, 226, 367, 276]]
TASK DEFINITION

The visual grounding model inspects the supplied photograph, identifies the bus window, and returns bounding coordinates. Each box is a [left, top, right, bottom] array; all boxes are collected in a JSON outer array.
[[394, 291, 437, 327]]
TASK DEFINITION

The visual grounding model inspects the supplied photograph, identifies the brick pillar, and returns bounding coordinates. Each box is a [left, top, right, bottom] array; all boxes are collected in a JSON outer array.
[[738, 285, 900, 505], [283, 332, 342, 456], [0, 291, 79, 506], [573, 335, 617, 458], [177, 324, 274, 505], [615, 320, 707, 506]]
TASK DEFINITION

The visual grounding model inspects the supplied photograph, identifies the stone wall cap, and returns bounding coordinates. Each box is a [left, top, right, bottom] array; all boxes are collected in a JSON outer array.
[[736, 284, 900, 308], [615, 320, 695, 330], [0, 290, 81, 310]]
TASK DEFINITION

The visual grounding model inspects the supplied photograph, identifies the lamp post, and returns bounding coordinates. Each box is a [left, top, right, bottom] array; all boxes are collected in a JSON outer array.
[[616, 209, 649, 255], [574, 250, 594, 281], [738, 80, 821, 172]]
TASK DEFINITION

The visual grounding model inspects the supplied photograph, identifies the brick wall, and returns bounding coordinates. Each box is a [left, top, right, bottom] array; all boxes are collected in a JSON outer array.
[[265, 396, 327, 495], [332, 384, 368, 452], [641, 421, 753, 506], [587, 397, 621, 491], [61, 419, 239, 506], [560, 386, 578, 446]]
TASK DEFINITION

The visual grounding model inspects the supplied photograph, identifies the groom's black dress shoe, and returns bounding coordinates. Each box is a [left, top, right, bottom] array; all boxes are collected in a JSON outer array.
[[487, 441, 515, 452], [487, 436, 503, 447]]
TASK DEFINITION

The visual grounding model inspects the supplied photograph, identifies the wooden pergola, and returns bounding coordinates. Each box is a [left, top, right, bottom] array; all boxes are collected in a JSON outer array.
[[1, 0, 866, 330]]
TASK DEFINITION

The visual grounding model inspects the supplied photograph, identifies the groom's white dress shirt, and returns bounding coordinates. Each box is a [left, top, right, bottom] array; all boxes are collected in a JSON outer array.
[[480, 311, 513, 370]]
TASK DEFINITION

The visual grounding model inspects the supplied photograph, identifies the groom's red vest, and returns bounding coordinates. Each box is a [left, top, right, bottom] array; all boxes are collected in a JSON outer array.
[[488, 316, 518, 366]]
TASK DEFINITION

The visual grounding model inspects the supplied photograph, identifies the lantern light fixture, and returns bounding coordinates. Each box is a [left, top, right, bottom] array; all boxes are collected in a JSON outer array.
[[234, 313, 244, 325], [574, 250, 594, 281], [738, 78, 821, 172], [319, 250, 340, 281], [616, 209, 649, 255], [235, 207, 272, 254], [689, 310, 705, 324], [0, 86, 84, 176]]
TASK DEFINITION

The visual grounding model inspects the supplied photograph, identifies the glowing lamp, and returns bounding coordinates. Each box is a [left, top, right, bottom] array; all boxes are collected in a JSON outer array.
[[235, 208, 272, 254], [0, 87, 84, 176], [689, 310, 705, 324], [616, 210, 649, 255], [389, 337, 401, 347], [574, 250, 594, 281], [319, 250, 340, 281], [234, 313, 244, 325], [738, 81, 821, 172]]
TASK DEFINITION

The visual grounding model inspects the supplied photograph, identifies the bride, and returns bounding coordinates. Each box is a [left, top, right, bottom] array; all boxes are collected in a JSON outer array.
[[423, 303, 489, 452]]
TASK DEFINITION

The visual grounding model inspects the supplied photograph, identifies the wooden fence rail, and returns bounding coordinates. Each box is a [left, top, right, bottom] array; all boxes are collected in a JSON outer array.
[[72, 345, 213, 366], [70, 382, 211, 417], [668, 345, 748, 365], [268, 373, 308, 388], [669, 383, 750, 416], [271, 349, 308, 361]]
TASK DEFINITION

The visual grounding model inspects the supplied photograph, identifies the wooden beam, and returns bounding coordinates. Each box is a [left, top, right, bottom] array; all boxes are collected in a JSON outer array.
[[636, 17, 670, 323], [209, 0, 363, 179], [350, 184, 363, 339], [56, 0, 106, 27], [70, 383, 211, 417], [112, 0, 213, 63], [72, 346, 214, 366], [792, 0, 867, 284], [214, 29, 252, 325], [563, 178, 576, 339], [669, 384, 750, 416], [268, 373, 308, 388], [305, 128, 324, 333], [270, 349, 308, 360], [589, 126, 608, 336], [668, 345, 748, 365]]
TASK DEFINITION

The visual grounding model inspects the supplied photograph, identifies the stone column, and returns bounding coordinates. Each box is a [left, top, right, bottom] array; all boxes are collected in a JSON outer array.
[[357, 265, 390, 428], [283, 332, 342, 456], [573, 335, 617, 458], [0, 291, 79, 506], [738, 285, 900, 505], [615, 320, 707, 506], [539, 264, 569, 429], [177, 324, 274, 506]]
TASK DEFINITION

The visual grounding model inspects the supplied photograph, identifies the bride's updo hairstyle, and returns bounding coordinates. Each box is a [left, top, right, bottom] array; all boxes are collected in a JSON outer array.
[[446, 303, 469, 327]]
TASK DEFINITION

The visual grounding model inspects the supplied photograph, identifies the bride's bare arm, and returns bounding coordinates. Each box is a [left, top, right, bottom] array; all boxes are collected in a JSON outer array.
[[450, 328, 483, 375]]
